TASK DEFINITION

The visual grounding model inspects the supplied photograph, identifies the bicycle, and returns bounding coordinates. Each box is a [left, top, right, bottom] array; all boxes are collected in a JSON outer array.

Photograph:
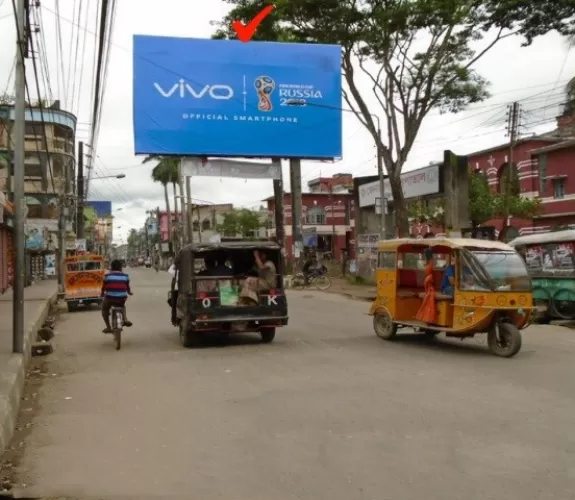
[[292, 269, 332, 291], [110, 305, 125, 350]]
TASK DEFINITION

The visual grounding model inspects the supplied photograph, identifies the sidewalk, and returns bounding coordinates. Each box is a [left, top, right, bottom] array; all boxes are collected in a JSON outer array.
[[0, 280, 57, 456], [326, 277, 377, 302]]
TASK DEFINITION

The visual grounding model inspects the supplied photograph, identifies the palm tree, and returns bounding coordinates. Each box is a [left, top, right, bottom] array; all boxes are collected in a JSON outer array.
[[144, 155, 180, 248]]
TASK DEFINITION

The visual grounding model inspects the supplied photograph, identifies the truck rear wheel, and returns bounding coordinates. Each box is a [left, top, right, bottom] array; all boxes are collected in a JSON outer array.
[[180, 322, 201, 348], [260, 327, 276, 343]]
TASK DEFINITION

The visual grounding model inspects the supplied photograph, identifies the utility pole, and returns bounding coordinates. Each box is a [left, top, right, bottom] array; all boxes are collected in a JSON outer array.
[[12, 0, 27, 354], [502, 102, 521, 234], [289, 158, 303, 263], [76, 141, 84, 238], [144, 214, 150, 258], [375, 122, 386, 240], [57, 159, 71, 293], [329, 184, 336, 257]]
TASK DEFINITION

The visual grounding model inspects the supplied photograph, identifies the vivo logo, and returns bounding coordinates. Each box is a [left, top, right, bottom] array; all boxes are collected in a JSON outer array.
[[154, 79, 234, 100]]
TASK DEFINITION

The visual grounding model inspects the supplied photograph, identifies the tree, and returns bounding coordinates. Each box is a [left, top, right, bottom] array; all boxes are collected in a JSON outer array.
[[145, 155, 180, 247], [217, 208, 263, 238], [213, 0, 572, 234]]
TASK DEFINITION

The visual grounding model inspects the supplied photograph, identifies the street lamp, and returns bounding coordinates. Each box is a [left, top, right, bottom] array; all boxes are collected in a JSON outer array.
[[92, 174, 126, 180], [286, 98, 386, 239]]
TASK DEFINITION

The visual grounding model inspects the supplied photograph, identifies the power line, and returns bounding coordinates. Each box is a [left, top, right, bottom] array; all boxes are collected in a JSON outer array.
[[26, 4, 56, 196]]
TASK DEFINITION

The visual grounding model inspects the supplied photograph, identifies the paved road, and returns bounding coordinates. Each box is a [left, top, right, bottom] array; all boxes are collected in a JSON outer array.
[[11, 268, 575, 499]]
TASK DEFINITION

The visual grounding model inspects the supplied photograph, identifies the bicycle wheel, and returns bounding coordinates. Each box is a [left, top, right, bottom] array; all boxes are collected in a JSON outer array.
[[113, 310, 122, 350], [314, 275, 332, 291]]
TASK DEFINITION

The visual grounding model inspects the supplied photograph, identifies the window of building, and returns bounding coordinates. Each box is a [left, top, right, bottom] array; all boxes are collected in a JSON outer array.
[[378, 251, 395, 269], [553, 178, 566, 199], [24, 123, 39, 136], [306, 206, 326, 225], [538, 153, 547, 193], [24, 164, 43, 178], [201, 219, 211, 231], [192, 220, 200, 232]]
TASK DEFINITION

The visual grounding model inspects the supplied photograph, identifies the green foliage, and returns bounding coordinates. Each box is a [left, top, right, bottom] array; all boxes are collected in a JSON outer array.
[[217, 208, 263, 238], [211, 0, 566, 234], [481, 0, 575, 46], [145, 155, 180, 186]]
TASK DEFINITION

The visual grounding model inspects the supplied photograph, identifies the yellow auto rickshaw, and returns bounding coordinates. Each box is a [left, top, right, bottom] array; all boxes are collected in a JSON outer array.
[[64, 254, 105, 312], [369, 238, 534, 357]]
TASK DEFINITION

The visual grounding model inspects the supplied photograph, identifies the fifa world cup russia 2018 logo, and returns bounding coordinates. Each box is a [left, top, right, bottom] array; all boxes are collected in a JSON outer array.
[[254, 76, 275, 112]]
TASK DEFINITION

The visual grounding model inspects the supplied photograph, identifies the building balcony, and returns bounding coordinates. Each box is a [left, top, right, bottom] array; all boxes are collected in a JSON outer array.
[[23, 136, 74, 155]]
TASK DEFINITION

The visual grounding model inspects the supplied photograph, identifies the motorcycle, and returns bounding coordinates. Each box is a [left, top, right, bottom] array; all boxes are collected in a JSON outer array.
[[292, 265, 331, 291]]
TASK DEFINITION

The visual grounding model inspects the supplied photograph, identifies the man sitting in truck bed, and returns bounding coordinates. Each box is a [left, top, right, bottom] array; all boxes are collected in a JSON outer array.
[[239, 249, 277, 305]]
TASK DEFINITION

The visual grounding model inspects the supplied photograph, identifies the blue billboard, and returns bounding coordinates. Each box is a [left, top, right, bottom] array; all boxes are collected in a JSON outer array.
[[86, 201, 112, 217], [132, 36, 342, 159]]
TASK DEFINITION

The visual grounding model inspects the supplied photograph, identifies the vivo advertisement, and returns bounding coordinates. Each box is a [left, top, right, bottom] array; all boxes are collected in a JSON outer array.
[[132, 36, 343, 159]]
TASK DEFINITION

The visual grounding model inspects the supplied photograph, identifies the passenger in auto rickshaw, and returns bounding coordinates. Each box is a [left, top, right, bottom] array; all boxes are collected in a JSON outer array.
[[441, 252, 475, 297], [440, 254, 456, 296]]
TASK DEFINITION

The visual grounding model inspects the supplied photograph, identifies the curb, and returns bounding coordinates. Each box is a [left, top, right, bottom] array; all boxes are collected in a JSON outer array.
[[0, 291, 57, 457]]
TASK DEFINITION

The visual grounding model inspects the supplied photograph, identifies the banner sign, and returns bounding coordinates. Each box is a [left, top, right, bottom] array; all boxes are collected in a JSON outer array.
[[359, 165, 440, 207], [86, 200, 112, 217], [181, 158, 281, 180], [133, 36, 342, 159]]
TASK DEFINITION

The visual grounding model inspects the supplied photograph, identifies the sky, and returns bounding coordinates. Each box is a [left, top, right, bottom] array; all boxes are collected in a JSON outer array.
[[0, 0, 574, 244]]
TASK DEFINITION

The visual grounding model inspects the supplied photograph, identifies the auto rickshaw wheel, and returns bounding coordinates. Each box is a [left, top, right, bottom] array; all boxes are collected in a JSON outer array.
[[487, 322, 522, 358], [373, 310, 397, 340], [260, 327, 276, 343], [179, 322, 201, 348]]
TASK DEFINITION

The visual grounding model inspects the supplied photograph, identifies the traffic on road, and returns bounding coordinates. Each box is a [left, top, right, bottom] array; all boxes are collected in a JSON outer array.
[[1, 265, 573, 499]]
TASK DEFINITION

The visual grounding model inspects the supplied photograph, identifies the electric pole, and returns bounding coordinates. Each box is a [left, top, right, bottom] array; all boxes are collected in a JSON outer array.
[[12, 0, 27, 353], [375, 122, 386, 240], [289, 158, 303, 263], [502, 102, 521, 235], [76, 141, 84, 238], [329, 184, 336, 257]]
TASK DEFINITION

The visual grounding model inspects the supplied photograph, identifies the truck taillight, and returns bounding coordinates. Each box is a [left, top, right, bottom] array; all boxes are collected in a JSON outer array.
[[269, 289, 276, 295], [198, 292, 207, 299]]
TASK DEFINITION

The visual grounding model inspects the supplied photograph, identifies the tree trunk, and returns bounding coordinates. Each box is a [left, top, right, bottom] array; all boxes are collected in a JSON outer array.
[[388, 172, 409, 237], [163, 183, 172, 251]]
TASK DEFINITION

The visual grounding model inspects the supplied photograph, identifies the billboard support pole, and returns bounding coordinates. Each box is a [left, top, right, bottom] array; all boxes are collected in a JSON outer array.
[[178, 159, 187, 246], [289, 158, 303, 262], [185, 174, 193, 243], [272, 159, 284, 247]]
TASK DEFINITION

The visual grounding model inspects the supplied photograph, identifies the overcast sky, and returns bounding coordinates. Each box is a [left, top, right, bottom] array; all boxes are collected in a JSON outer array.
[[0, 0, 574, 244]]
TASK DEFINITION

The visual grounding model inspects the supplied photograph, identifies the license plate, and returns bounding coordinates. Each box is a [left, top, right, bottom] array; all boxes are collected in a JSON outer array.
[[78, 300, 83, 304]]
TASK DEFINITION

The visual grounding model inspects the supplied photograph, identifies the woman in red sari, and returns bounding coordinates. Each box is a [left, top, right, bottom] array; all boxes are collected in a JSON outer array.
[[416, 249, 437, 324]]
